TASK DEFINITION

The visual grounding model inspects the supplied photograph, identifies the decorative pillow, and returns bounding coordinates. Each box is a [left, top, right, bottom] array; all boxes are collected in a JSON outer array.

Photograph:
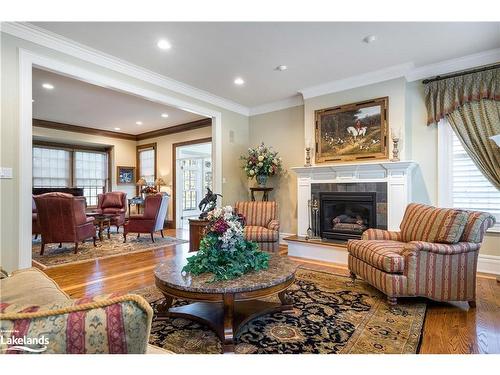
[[0, 293, 152, 354], [101, 193, 123, 209], [399, 203, 468, 244]]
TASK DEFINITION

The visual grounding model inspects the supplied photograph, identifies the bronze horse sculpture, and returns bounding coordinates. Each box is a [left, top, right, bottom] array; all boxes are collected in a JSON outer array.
[[198, 188, 223, 219]]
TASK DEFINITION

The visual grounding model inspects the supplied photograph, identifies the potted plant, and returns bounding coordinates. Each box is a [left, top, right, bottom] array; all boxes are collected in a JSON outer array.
[[182, 206, 269, 281], [241, 142, 283, 187]]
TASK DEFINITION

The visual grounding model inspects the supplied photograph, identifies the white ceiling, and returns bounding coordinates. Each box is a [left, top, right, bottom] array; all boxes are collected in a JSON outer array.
[[31, 22, 500, 108], [32, 68, 206, 134]]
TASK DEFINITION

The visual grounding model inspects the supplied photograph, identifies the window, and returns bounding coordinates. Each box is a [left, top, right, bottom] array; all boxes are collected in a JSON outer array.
[[32, 144, 109, 207], [439, 120, 500, 230], [33, 147, 71, 187], [75, 151, 108, 206], [137, 144, 156, 186]]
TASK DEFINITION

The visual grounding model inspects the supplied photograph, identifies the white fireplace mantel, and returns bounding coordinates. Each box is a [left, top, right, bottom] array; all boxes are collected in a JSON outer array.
[[291, 160, 417, 236]]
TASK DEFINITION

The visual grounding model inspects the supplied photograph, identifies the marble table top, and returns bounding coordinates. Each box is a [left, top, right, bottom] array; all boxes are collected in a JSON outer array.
[[154, 253, 298, 294]]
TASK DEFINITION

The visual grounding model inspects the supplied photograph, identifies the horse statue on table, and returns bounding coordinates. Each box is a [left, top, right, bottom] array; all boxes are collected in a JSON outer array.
[[198, 187, 223, 219]]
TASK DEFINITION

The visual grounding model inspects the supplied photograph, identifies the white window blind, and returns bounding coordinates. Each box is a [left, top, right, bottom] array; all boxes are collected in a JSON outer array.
[[33, 147, 71, 187], [139, 148, 155, 185], [74, 151, 108, 206], [450, 130, 500, 225]]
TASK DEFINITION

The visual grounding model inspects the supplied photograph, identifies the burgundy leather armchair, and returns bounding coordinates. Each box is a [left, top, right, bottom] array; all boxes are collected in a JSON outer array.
[[123, 193, 169, 243], [32, 197, 41, 239], [96, 192, 127, 231], [34, 193, 97, 255]]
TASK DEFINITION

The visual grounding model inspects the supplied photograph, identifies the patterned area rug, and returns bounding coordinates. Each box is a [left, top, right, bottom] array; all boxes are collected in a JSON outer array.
[[135, 268, 426, 354], [32, 233, 187, 269]]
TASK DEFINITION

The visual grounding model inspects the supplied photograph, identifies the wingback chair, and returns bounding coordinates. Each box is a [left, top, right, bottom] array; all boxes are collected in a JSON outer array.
[[234, 201, 280, 252], [96, 191, 127, 231], [347, 203, 496, 307], [34, 193, 97, 255], [123, 193, 169, 243], [32, 196, 41, 239]]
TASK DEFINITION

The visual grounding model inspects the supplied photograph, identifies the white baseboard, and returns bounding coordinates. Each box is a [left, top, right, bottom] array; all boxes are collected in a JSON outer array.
[[477, 254, 500, 275]]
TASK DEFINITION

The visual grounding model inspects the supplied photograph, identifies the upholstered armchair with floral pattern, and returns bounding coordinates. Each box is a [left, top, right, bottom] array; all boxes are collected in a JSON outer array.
[[234, 201, 280, 252], [347, 203, 495, 307]]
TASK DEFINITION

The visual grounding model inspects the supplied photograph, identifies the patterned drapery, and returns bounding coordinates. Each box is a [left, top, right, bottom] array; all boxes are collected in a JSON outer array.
[[424, 67, 499, 125]]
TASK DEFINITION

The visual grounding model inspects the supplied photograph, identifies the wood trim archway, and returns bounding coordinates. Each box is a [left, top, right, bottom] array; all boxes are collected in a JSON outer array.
[[172, 136, 212, 229]]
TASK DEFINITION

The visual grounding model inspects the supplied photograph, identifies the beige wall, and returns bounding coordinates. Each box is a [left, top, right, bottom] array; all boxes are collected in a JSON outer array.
[[249, 105, 304, 234], [1, 32, 249, 271], [137, 126, 213, 221], [248, 79, 499, 256]]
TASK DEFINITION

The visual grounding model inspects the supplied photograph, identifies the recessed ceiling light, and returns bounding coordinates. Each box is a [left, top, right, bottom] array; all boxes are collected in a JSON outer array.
[[32, 99, 35, 103], [114, 127, 121, 131], [42, 83, 54, 90], [157, 39, 172, 50], [161, 113, 169, 118], [275, 65, 288, 71], [363, 35, 377, 44], [234, 77, 245, 85], [136, 121, 143, 125]]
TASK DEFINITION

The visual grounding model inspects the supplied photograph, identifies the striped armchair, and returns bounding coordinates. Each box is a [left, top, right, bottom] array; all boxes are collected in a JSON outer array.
[[234, 201, 280, 252], [347, 203, 496, 307]]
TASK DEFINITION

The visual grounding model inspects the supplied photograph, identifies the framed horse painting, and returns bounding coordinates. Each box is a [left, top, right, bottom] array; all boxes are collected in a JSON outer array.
[[314, 97, 389, 163]]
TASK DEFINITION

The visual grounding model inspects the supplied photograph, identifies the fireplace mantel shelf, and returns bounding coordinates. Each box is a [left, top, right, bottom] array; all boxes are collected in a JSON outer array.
[[291, 160, 417, 175]]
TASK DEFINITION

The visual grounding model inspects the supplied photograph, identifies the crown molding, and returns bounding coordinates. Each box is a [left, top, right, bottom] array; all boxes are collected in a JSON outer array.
[[249, 95, 304, 116], [1, 22, 250, 116], [405, 48, 500, 82], [298, 62, 415, 99]]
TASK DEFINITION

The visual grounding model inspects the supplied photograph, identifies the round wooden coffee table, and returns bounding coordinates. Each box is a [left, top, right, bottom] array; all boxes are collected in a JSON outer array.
[[154, 254, 298, 352]]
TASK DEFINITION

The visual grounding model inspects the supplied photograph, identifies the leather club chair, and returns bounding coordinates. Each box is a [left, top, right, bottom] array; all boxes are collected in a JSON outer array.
[[32, 196, 41, 239], [96, 191, 127, 231], [34, 192, 97, 255], [123, 193, 169, 243]]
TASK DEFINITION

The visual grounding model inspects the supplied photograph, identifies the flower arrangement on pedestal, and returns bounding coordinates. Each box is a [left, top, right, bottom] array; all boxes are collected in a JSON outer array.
[[241, 142, 284, 187], [141, 186, 158, 194], [182, 206, 269, 281]]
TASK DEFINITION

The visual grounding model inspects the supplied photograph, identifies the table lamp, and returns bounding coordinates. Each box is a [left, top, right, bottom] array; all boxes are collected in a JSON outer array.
[[154, 177, 167, 192]]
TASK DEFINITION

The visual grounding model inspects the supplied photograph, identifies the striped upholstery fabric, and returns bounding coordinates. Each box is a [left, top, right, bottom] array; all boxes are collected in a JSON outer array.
[[348, 205, 495, 304], [235, 201, 277, 227], [347, 240, 405, 273], [459, 211, 497, 243], [0, 293, 152, 354], [399, 203, 469, 244], [235, 201, 280, 252], [244, 226, 279, 242]]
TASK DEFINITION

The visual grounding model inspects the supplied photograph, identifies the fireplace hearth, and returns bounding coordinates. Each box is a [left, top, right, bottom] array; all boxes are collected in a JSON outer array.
[[319, 192, 377, 241]]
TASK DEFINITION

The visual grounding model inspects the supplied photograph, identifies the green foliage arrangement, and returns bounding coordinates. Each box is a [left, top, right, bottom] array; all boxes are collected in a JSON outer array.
[[182, 206, 269, 281], [241, 142, 284, 179]]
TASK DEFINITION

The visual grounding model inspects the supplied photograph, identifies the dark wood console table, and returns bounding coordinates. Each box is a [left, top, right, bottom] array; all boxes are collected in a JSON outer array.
[[250, 187, 274, 201]]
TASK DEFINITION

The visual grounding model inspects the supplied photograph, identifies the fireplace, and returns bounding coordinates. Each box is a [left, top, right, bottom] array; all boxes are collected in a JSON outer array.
[[319, 192, 377, 241]]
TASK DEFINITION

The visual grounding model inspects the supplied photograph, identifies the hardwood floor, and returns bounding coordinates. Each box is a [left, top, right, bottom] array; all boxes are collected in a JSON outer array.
[[39, 228, 500, 354]]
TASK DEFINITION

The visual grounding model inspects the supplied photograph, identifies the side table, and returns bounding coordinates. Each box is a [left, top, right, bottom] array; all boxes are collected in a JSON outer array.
[[250, 187, 274, 201], [128, 196, 144, 218], [188, 218, 209, 252]]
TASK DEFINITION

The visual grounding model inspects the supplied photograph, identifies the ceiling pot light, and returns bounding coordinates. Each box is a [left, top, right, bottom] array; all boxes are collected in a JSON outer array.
[[136, 121, 143, 125], [114, 127, 121, 131], [234, 77, 245, 85], [42, 83, 54, 90], [275, 65, 288, 71], [161, 113, 169, 118], [363, 35, 377, 44], [157, 39, 172, 50]]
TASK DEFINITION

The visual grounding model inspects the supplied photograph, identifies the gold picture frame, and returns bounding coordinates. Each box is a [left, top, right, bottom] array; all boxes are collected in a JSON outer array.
[[117, 166, 136, 185], [315, 97, 389, 163]]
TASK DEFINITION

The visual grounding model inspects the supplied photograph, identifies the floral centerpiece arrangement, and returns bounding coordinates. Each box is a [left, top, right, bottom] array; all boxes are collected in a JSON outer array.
[[182, 206, 269, 281], [141, 186, 158, 194], [241, 142, 284, 187]]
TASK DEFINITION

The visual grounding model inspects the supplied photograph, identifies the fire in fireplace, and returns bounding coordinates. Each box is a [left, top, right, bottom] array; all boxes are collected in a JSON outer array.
[[319, 192, 376, 241]]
